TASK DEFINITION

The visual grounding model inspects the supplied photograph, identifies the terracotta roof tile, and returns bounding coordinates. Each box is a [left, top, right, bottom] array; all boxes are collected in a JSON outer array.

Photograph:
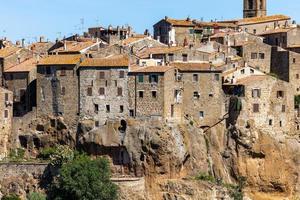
[[5, 58, 37, 73], [130, 66, 173, 73], [50, 41, 97, 53], [259, 28, 294, 35], [120, 35, 148, 46], [137, 46, 185, 58], [165, 18, 195, 27], [235, 75, 268, 84], [0, 46, 21, 58], [38, 55, 82, 65], [80, 55, 129, 67], [238, 15, 290, 25], [171, 62, 221, 71]]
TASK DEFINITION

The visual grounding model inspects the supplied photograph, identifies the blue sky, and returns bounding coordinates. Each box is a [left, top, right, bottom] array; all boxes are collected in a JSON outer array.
[[0, 0, 299, 43]]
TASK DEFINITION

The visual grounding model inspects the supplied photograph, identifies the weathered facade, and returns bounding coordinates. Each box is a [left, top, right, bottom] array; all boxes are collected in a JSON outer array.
[[225, 75, 293, 134], [79, 55, 129, 126], [36, 55, 82, 128], [0, 87, 13, 159], [243, 0, 266, 18]]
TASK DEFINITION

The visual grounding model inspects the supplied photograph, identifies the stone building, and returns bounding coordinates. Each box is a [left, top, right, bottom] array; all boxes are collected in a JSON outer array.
[[137, 46, 211, 64], [224, 74, 293, 134], [0, 87, 13, 159], [88, 25, 132, 45], [222, 65, 265, 84], [0, 46, 33, 86], [172, 62, 224, 127], [128, 66, 175, 120], [271, 47, 300, 95], [3, 58, 37, 116], [260, 27, 300, 53], [153, 17, 236, 47], [79, 55, 129, 127], [243, 0, 266, 18], [36, 54, 83, 128]]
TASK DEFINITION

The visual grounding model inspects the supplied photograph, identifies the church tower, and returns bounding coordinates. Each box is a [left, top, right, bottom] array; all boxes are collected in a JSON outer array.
[[243, 0, 267, 18]]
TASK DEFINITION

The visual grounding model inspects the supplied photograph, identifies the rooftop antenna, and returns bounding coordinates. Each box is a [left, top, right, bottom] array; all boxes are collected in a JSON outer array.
[[80, 18, 85, 32]]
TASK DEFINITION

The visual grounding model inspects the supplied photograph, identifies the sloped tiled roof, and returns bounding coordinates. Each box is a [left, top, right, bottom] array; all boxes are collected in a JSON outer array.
[[5, 58, 37, 73], [130, 66, 173, 73], [171, 62, 222, 72], [120, 35, 148, 46], [80, 55, 129, 67], [165, 18, 195, 27], [138, 46, 185, 58], [38, 54, 82, 65], [50, 41, 98, 53], [259, 27, 295, 35], [0, 46, 21, 58], [236, 75, 268, 84], [238, 15, 290, 25]]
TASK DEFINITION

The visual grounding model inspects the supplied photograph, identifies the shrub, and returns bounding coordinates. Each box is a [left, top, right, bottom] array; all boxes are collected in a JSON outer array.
[[49, 145, 74, 166], [9, 148, 25, 161], [195, 172, 215, 183], [2, 194, 21, 200], [49, 154, 118, 200], [38, 147, 57, 160], [27, 192, 46, 200]]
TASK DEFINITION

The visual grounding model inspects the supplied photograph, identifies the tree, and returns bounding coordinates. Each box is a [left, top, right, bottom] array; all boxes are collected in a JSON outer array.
[[49, 154, 118, 200], [2, 194, 21, 200]]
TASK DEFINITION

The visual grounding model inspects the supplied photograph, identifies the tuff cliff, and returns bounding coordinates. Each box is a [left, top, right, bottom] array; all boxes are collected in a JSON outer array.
[[1, 116, 300, 199]]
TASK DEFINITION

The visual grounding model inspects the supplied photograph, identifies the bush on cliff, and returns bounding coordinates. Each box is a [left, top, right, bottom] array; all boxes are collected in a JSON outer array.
[[2, 194, 21, 200], [49, 154, 118, 200]]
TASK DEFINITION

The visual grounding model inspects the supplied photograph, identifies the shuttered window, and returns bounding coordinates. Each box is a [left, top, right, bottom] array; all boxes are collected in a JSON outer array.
[[117, 87, 123, 96], [99, 87, 105, 95]]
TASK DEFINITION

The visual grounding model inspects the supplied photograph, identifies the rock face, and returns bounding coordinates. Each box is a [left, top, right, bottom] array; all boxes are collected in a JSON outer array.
[[5, 116, 300, 199]]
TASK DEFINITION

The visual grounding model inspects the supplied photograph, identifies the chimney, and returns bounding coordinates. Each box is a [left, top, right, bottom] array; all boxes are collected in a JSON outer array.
[[21, 39, 25, 48], [165, 16, 169, 20], [39, 36, 44, 43]]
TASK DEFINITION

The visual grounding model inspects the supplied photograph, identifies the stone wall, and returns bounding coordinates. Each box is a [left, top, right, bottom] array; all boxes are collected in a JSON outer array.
[[0, 88, 13, 159], [239, 19, 289, 35], [79, 67, 129, 126]]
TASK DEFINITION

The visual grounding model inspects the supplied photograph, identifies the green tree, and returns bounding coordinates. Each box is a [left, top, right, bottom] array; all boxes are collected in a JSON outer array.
[[50, 154, 118, 200], [27, 192, 46, 200], [2, 194, 21, 200]]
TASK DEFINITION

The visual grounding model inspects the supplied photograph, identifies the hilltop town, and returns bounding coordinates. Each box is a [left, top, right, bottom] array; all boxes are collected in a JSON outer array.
[[1, 0, 300, 199]]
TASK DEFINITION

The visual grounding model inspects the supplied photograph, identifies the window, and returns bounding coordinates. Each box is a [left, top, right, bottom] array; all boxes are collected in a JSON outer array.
[[94, 104, 99, 113], [152, 91, 157, 98], [259, 53, 265, 59], [269, 119, 273, 126], [251, 53, 257, 59], [99, 71, 105, 79], [115, 80, 118, 87], [119, 70, 125, 78], [253, 104, 259, 113], [117, 87, 123, 96], [5, 93, 8, 101], [120, 105, 124, 113], [168, 54, 174, 62], [45, 67, 52, 75], [95, 121, 99, 127], [105, 80, 108, 87], [138, 91, 144, 98], [241, 69, 245, 74], [138, 75, 144, 83], [130, 109, 134, 117], [252, 89, 261, 98], [193, 91, 200, 99], [182, 54, 188, 62], [293, 58, 296, 63], [199, 111, 204, 118], [253, 29, 257, 34], [149, 74, 158, 83], [4, 110, 8, 118], [87, 87, 92, 96], [106, 105, 110, 113], [214, 74, 220, 81], [277, 91, 284, 98], [61, 87, 66, 95], [99, 87, 105, 96], [193, 74, 199, 82], [248, 0, 253, 9], [280, 121, 282, 127], [60, 67, 66, 76], [250, 69, 254, 74], [296, 74, 299, 79], [282, 105, 286, 112]]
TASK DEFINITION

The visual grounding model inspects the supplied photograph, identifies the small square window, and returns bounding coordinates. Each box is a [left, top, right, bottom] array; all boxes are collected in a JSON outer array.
[[61, 86, 66, 95], [99, 87, 105, 96], [199, 111, 204, 118], [277, 91, 284, 98], [293, 58, 296, 63], [214, 74, 220, 81], [296, 74, 299, 79], [99, 71, 105, 79], [95, 121, 99, 127], [193, 74, 198, 82], [119, 70, 125, 78], [269, 119, 273, 126], [106, 105, 110, 113], [259, 53, 265, 59], [149, 74, 158, 83], [182, 54, 188, 62], [94, 104, 99, 113], [4, 110, 8, 118], [130, 109, 134, 117], [138, 75, 144, 83], [193, 91, 200, 99], [241, 69, 245, 74], [282, 105, 286, 112], [253, 104, 259, 113], [152, 91, 157, 98], [87, 87, 93, 96], [117, 87, 123, 96], [120, 105, 124, 113], [252, 89, 261, 98], [138, 91, 144, 98], [251, 53, 257, 59]]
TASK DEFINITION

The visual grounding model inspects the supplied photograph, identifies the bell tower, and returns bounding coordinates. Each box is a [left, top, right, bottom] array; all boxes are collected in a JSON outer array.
[[243, 0, 267, 18]]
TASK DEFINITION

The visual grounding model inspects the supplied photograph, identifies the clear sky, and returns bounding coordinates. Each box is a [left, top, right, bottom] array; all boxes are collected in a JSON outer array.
[[0, 0, 299, 43]]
